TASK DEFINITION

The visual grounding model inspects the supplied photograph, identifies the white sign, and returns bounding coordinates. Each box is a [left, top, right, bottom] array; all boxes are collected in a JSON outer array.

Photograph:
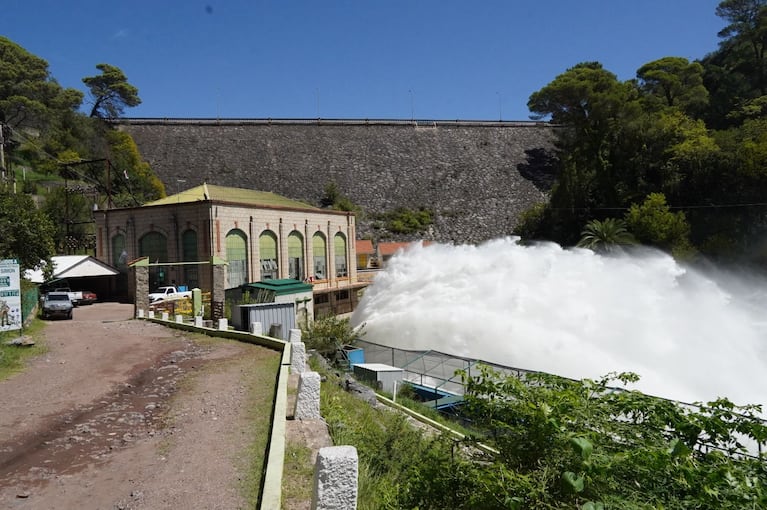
[[0, 259, 22, 332]]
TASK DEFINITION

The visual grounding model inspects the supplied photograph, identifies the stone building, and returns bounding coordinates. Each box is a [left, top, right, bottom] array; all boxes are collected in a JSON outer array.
[[93, 183, 364, 315]]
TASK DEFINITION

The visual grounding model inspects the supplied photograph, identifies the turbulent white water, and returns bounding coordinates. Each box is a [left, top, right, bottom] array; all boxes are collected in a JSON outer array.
[[351, 238, 767, 407]]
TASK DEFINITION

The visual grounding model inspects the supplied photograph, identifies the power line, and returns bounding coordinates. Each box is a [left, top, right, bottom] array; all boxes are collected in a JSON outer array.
[[550, 201, 767, 212]]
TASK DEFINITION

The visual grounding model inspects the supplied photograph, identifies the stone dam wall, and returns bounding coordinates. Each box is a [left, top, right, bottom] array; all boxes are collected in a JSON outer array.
[[118, 119, 558, 244]]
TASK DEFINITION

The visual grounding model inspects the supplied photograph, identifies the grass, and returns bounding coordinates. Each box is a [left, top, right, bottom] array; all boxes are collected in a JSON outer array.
[[240, 350, 281, 507], [280, 356, 486, 509], [281, 442, 314, 508], [0, 319, 48, 381], [381, 391, 478, 438], [315, 361, 444, 510]]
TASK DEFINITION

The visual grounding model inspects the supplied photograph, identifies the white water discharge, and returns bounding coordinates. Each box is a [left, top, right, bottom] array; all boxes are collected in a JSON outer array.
[[351, 238, 767, 408]]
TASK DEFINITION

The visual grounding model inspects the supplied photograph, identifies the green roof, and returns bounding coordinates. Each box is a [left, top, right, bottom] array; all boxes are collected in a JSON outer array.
[[243, 278, 313, 296], [144, 183, 321, 211]]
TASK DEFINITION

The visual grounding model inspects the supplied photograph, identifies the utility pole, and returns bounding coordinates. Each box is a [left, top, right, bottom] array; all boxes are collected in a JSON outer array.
[[64, 168, 70, 254], [105, 159, 112, 208], [0, 122, 6, 185]]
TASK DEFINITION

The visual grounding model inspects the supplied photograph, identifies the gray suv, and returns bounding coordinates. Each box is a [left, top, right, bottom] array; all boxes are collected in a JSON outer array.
[[42, 291, 73, 320]]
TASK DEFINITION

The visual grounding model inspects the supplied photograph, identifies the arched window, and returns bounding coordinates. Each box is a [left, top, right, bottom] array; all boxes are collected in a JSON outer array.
[[225, 229, 248, 288], [182, 229, 199, 288], [259, 230, 278, 280], [139, 232, 168, 287], [312, 233, 327, 280], [112, 233, 127, 270], [334, 233, 348, 277], [287, 231, 304, 280]]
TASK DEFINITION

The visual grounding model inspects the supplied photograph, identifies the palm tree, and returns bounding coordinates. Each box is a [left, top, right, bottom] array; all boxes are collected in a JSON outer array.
[[576, 218, 636, 253]]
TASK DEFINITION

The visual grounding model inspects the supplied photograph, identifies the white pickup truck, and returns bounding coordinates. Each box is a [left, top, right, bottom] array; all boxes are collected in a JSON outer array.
[[148, 286, 193, 303], [53, 287, 83, 307]]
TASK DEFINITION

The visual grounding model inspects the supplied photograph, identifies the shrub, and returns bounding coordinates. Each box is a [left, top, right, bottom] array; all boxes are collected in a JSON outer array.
[[301, 315, 362, 358], [383, 207, 433, 234]]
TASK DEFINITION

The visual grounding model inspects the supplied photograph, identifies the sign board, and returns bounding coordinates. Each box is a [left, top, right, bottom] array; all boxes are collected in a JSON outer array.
[[0, 259, 22, 332]]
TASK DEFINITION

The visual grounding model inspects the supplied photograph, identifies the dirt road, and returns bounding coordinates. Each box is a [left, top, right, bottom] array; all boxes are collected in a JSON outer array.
[[0, 303, 280, 509]]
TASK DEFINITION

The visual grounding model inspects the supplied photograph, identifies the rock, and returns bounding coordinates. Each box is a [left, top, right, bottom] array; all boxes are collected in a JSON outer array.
[[341, 374, 378, 406], [4, 336, 35, 346]]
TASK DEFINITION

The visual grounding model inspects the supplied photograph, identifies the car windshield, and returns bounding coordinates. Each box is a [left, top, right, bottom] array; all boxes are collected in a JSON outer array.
[[48, 294, 69, 301]]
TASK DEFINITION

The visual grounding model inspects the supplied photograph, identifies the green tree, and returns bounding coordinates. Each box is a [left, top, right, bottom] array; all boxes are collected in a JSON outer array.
[[0, 37, 83, 129], [106, 130, 165, 206], [701, 0, 767, 127], [0, 192, 55, 274], [82, 64, 141, 119], [636, 57, 709, 115], [576, 218, 636, 253], [642, 110, 721, 202], [716, 0, 767, 95], [527, 62, 643, 243], [624, 193, 695, 258], [694, 117, 767, 259], [0, 36, 84, 177]]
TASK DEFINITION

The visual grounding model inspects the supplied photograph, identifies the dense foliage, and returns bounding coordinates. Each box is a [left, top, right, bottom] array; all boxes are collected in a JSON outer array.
[[0, 36, 163, 258], [317, 353, 767, 509], [301, 315, 362, 357], [399, 369, 767, 509], [517, 0, 767, 264], [0, 192, 55, 273], [379, 207, 434, 235]]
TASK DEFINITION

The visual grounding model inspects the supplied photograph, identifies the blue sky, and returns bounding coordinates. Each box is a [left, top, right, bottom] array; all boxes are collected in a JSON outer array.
[[6, 1, 725, 121]]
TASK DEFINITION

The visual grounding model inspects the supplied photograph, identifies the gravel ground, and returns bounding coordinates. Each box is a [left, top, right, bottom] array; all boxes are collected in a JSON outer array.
[[0, 303, 280, 510]]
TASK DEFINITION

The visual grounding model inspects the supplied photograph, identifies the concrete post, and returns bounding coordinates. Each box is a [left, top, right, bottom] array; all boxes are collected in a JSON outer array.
[[291, 341, 307, 374], [289, 328, 302, 343], [211, 259, 226, 323], [250, 321, 263, 335], [218, 318, 228, 330], [194, 316, 203, 328], [294, 371, 321, 420], [175, 314, 183, 323], [161, 311, 169, 321], [137, 309, 145, 319], [312, 446, 358, 510], [133, 263, 150, 316], [192, 287, 202, 317], [148, 310, 155, 319]]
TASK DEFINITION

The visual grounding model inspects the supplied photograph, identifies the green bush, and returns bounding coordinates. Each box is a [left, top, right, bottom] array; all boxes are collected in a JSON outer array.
[[382, 207, 434, 234], [301, 315, 362, 357]]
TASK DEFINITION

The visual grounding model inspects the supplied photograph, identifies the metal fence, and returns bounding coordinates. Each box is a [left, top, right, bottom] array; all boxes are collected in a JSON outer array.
[[355, 339, 535, 397], [354, 339, 767, 459], [21, 284, 39, 324]]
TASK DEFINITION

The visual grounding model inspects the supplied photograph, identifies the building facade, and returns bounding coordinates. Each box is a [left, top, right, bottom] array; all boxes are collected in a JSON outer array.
[[94, 184, 364, 315]]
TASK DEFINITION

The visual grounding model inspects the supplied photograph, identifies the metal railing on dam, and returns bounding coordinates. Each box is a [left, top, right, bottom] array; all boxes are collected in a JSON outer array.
[[116, 117, 553, 128]]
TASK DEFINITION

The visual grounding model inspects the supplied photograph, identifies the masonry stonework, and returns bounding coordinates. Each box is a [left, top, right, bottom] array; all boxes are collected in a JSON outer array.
[[119, 119, 557, 244]]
